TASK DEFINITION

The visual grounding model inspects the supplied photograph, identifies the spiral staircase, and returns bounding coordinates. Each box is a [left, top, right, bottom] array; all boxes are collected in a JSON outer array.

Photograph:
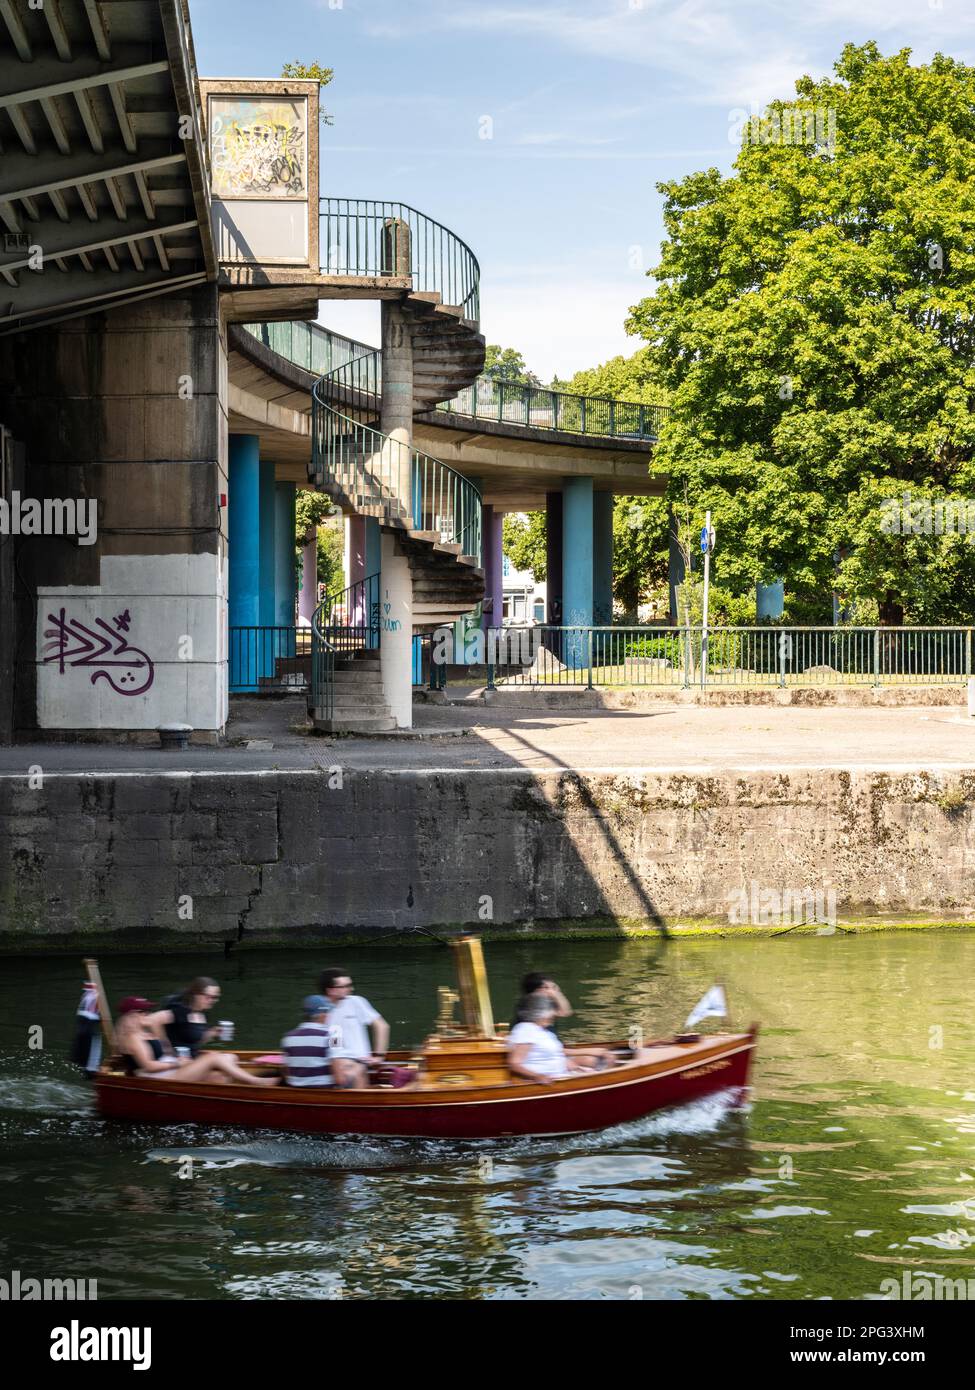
[[308, 202, 488, 732]]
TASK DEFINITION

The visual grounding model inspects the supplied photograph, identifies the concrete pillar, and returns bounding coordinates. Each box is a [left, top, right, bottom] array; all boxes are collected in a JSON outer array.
[[482, 504, 504, 634], [348, 514, 367, 589], [668, 509, 685, 624], [257, 460, 276, 676], [274, 483, 296, 626], [228, 435, 261, 693], [756, 580, 785, 621], [258, 461, 276, 628], [562, 476, 594, 627], [545, 491, 563, 626], [380, 529, 414, 728], [380, 299, 415, 518], [274, 483, 296, 661], [593, 491, 614, 625], [228, 435, 260, 630], [365, 516, 381, 646], [298, 532, 317, 625]]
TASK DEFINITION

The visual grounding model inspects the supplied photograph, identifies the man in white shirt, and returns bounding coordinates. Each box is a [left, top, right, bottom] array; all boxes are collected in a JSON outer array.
[[507, 996, 593, 1083], [319, 968, 391, 1089]]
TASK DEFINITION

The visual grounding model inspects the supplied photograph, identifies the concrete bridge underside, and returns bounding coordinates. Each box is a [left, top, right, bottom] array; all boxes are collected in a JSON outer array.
[[227, 323, 664, 512]]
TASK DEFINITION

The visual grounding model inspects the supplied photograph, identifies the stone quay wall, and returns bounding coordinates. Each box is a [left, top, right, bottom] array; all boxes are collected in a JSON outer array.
[[1, 767, 973, 950]]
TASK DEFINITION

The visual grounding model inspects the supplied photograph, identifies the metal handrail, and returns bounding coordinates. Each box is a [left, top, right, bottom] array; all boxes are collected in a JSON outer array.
[[473, 624, 975, 689], [320, 197, 480, 322], [311, 356, 483, 563], [309, 573, 380, 718], [239, 319, 668, 443]]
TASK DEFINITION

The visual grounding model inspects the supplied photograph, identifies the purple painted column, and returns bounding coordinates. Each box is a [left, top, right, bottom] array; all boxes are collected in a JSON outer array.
[[298, 532, 317, 624], [348, 515, 367, 587], [347, 514, 367, 630], [481, 504, 504, 633]]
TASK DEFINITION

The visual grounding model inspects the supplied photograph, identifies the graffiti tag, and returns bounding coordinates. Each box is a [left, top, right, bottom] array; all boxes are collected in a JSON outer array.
[[42, 608, 155, 696]]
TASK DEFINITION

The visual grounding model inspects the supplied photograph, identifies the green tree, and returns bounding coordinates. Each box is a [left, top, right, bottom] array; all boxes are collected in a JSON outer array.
[[281, 62, 335, 125], [627, 43, 975, 624], [295, 490, 343, 601], [553, 346, 668, 404], [502, 511, 546, 579], [483, 345, 541, 386]]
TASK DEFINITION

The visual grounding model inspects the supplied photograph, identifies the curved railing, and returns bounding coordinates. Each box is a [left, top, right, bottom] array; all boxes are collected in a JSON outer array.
[[309, 574, 380, 720], [312, 349, 483, 561], [320, 198, 480, 323], [240, 319, 668, 443]]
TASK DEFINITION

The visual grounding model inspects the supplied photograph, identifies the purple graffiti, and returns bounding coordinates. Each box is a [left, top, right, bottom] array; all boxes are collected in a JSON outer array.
[[42, 608, 155, 696]]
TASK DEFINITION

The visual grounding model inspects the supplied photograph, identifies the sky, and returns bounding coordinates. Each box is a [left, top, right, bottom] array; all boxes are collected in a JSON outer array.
[[189, 0, 973, 382]]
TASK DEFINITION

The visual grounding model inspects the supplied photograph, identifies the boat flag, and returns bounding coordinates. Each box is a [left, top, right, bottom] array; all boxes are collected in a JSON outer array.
[[68, 982, 103, 1076], [684, 984, 727, 1031]]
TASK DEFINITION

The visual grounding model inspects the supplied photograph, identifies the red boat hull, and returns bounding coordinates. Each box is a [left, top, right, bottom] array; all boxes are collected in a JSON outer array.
[[94, 1032, 757, 1139]]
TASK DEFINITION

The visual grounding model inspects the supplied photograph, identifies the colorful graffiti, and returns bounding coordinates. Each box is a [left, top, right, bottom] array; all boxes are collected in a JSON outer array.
[[209, 98, 307, 198], [42, 608, 155, 696]]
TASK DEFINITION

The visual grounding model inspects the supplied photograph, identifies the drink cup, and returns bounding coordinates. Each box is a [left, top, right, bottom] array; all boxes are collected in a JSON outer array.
[[218, 1020, 235, 1042], [175, 1047, 191, 1060]]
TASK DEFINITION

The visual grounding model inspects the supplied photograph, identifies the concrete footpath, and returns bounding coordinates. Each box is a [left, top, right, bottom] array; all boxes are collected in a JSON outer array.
[[0, 697, 974, 775]]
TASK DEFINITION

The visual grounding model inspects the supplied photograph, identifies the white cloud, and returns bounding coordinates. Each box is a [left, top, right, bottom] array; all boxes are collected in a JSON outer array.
[[360, 0, 974, 107]]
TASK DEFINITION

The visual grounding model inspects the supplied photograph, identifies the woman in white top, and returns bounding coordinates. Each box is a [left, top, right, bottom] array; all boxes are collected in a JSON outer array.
[[506, 996, 594, 1083]]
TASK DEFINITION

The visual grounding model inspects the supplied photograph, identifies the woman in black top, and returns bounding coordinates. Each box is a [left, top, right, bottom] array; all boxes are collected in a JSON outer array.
[[159, 977, 222, 1056], [113, 998, 274, 1086]]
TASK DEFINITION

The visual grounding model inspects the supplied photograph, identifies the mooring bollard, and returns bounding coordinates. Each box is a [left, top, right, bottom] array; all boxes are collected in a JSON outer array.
[[158, 723, 192, 751]]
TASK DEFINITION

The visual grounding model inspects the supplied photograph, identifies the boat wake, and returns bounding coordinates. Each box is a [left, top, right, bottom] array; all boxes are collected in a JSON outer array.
[[0, 1076, 93, 1116], [141, 1088, 750, 1172]]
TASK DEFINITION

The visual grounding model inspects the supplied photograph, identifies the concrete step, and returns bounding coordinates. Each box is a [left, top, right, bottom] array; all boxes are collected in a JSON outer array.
[[313, 714, 397, 733], [330, 699, 390, 715]]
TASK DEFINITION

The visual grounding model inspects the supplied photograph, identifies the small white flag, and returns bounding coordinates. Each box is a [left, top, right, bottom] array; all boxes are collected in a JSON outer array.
[[684, 984, 727, 1031]]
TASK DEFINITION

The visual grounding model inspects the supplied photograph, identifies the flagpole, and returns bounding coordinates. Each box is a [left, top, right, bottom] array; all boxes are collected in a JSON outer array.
[[83, 957, 116, 1059]]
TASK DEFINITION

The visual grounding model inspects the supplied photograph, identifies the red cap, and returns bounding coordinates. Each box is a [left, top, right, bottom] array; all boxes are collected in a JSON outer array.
[[117, 996, 158, 1015]]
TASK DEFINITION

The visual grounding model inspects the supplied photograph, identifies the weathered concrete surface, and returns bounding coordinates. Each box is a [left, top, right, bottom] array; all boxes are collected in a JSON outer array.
[[1, 765, 973, 950], [2, 699, 975, 773]]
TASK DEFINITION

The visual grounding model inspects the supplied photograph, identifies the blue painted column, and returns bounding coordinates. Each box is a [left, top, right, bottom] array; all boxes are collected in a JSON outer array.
[[593, 491, 614, 626], [756, 580, 785, 621], [258, 460, 276, 676], [545, 491, 563, 662], [562, 476, 594, 667], [228, 434, 260, 691], [274, 482, 296, 658]]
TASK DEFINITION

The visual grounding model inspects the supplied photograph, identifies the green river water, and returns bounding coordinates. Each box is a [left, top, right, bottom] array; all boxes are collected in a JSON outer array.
[[1, 932, 973, 1301]]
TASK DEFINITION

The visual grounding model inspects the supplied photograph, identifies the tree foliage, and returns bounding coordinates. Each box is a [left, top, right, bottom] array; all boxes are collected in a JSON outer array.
[[483, 345, 541, 386], [281, 62, 335, 125], [627, 42, 975, 623], [295, 490, 343, 597]]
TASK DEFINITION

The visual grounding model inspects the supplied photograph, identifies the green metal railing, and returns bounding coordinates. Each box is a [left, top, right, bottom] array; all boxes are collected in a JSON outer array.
[[439, 378, 667, 441], [310, 574, 380, 720], [475, 625, 975, 689], [311, 356, 483, 561], [239, 318, 668, 444], [320, 198, 480, 321]]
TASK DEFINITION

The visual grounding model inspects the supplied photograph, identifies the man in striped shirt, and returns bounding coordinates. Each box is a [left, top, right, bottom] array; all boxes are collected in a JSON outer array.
[[281, 995, 333, 1087]]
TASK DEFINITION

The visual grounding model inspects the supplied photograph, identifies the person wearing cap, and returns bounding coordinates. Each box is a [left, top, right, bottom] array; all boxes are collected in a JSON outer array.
[[113, 998, 275, 1086], [280, 995, 334, 1088]]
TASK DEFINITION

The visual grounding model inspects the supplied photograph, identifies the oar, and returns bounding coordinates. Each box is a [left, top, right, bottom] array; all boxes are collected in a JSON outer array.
[[83, 958, 117, 1060]]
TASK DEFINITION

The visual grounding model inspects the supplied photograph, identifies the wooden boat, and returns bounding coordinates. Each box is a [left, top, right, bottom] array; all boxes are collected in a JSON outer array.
[[90, 943, 759, 1140]]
